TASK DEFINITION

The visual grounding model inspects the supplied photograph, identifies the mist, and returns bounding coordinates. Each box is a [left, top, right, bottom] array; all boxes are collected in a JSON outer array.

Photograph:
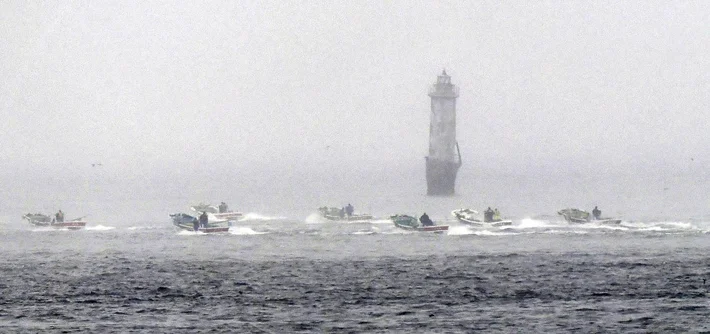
[[2, 1, 709, 222]]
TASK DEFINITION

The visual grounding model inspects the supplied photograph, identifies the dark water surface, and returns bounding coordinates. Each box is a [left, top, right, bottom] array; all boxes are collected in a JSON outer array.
[[1, 220, 709, 333]]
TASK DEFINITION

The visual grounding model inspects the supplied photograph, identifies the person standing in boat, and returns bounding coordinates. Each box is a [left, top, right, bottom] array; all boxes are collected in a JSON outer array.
[[219, 202, 228, 213], [55, 210, 64, 223], [484, 207, 494, 222], [199, 211, 208, 228], [345, 203, 354, 217], [493, 208, 501, 222], [592, 206, 601, 220], [420, 212, 434, 226], [192, 217, 200, 231]]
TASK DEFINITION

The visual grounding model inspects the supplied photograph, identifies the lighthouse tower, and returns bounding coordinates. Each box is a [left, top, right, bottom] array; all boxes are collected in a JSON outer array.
[[426, 70, 462, 196]]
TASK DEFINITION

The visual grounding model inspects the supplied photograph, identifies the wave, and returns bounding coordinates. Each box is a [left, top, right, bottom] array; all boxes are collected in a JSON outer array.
[[543, 229, 589, 235]]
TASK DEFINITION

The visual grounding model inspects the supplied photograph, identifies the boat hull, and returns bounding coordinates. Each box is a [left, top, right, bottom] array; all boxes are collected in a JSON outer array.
[[321, 214, 374, 222], [456, 217, 512, 227], [50, 221, 87, 230]]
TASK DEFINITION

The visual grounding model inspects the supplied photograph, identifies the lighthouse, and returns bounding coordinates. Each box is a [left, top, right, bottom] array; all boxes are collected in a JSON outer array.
[[426, 70, 462, 196]]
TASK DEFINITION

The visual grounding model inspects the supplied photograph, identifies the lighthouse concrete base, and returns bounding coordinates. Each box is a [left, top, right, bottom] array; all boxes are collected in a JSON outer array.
[[425, 158, 460, 196]]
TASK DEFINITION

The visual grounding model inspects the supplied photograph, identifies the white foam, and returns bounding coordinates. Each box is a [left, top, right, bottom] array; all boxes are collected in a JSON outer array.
[[351, 230, 376, 235], [510, 218, 562, 229], [471, 230, 520, 236], [543, 229, 589, 235], [643, 221, 694, 229], [636, 226, 669, 232], [31, 227, 61, 232], [240, 212, 287, 221], [127, 226, 161, 230], [304, 213, 326, 224], [85, 225, 116, 231], [229, 227, 267, 235], [447, 225, 473, 235], [177, 230, 206, 236], [576, 224, 629, 231], [447, 226, 520, 236]]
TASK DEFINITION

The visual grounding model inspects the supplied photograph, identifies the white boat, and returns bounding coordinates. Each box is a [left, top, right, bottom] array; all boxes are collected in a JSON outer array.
[[451, 209, 512, 226], [558, 208, 621, 224], [190, 203, 243, 221], [318, 206, 373, 221]]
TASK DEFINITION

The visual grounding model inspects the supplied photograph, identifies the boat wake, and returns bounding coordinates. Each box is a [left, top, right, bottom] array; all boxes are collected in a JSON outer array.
[[304, 213, 326, 224], [448, 226, 522, 236], [622, 221, 699, 231], [86, 225, 116, 231], [351, 230, 377, 235], [177, 230, 208, 236], [511, 218, 564, 229], [240, 213, 286, 221], [229, 227, 268, 235], [127, 225, 164, 231]]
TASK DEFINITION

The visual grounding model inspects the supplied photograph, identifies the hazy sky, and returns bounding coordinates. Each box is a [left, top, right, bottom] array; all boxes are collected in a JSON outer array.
[[2, 1, 708, 178]]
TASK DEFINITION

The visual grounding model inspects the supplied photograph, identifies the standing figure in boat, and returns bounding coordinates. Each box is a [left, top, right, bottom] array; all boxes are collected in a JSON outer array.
[[493, 208, 501, 221], [345, 203, 354, 217], [199, 211, 208, 228], [218, 202, 228, 213], [420, 212, 434, 226], [192, 217, 200, 231], [484, 207, 494, 222], [592, 206, 601, 220], [55, 210, 64, 223]]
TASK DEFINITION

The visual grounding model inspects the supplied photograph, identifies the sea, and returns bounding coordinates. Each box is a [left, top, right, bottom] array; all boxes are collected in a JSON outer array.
[[1, 167, 709, 332]]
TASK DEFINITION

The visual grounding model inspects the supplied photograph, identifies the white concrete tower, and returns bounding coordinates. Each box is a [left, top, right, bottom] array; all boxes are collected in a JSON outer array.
[[426, 70, 462, 195]]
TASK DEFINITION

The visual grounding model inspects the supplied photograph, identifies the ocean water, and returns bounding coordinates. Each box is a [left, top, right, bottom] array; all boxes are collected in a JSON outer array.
[[2, 168, 710, 332], [1, 215, 710, 332]]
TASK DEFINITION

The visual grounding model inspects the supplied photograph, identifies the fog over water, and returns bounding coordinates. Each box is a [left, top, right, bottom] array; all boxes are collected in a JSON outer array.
[[2, 2, 709, 221], [3, 3, 710, 332]]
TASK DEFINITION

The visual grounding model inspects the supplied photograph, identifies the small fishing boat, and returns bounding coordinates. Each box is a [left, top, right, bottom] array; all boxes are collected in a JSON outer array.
[[170, 213, 230, 233], [318, 206, 373, 221], [391, 214, 448, 232], [451, 208, 512, 226], [558, 208, 621, 224], [190, 203, 243, 221], [22, 213, 87, 230]]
